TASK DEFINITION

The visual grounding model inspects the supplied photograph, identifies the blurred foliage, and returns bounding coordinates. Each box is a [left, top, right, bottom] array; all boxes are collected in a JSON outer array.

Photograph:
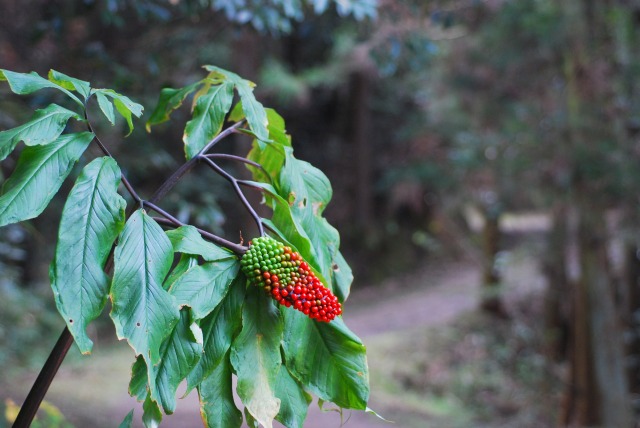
[[3, 399, 74, 428]]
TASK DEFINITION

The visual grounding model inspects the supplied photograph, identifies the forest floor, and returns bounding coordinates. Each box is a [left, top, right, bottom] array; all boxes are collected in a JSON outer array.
[[2, 244, 564, 428]]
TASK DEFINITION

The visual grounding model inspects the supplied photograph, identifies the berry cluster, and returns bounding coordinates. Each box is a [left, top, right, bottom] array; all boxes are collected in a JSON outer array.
[[241, 236, 342, 322]]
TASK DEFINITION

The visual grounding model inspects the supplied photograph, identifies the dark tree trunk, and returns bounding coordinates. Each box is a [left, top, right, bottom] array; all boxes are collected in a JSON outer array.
[[347, 70, 373, 233], [479, 210, 507, 317], [542, 204, 570, 361]]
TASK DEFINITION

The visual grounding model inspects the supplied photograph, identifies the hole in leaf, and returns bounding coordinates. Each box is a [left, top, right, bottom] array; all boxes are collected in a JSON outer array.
[[332, 263, 339, 272], [136, 322, 141, 327], [69, 319, 73, 324]]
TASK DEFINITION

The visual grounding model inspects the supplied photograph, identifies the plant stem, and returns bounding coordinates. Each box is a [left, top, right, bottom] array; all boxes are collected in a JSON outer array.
[[152, 217, 247, 254], [148, 121, 244, 204], [84, 107, 143, 205], [199, 155, 265, 237], [12, 328, 74, 428], [204, 153, 264, 170]]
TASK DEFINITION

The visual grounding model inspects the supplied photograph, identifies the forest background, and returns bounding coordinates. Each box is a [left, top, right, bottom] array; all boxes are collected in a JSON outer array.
[[2, 0, 640, 427]]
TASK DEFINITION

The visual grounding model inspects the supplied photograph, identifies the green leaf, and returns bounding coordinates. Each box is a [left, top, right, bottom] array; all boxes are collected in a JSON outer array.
[[165, 225, 236, 262], [198, 352, 243, 428], [114, 98, 135, 136], [0, 103, 82, 161], [96, 89, 144, 117], [274, 367, 312, 428], [331, 249, 354, 302], [129, 356, 148, 402], [50, 157, 126, 354], [153, 308, 203, 414], [95, 91, 116, 125], [183, 82, 234, 159], [282, 311, 369, 410], [265, 108, 291, 147], [204, 65, 269, 142], [142, 395, 162, 428], [164, 254, 198, 289], [169, 258, 240, 320], [279, 148, 342, 290], [0, 131, 94, 227], [110, 209, 180, 401], [94, 89, 144, 136], [118, 409, 135, 428], [0, 69, 84, 107], [146, 82, 202, 131], [186, 275, 245, 392], [48, 69, 91, 100], [247, 137, 286, 185], [230, 287, 283, 428]]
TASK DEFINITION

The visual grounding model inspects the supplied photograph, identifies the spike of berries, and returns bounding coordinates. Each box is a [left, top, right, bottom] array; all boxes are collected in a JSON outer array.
[[240, 236, 342, 322]]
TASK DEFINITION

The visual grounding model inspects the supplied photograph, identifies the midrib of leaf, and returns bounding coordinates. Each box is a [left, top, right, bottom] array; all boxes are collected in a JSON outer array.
[[142, 214, 156, 333], [78, 161, 108, 308]]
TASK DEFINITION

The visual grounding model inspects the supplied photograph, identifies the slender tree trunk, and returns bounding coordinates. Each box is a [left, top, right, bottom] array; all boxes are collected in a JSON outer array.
[[542, 203, 570, 361], [479, 209, 506, 317], [347, 70, 373, 233], [578, 206, 632, 427], [624, 243, 640, 395]]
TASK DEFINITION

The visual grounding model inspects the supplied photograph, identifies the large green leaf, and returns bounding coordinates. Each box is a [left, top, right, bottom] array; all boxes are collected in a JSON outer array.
[[47, 69, 91, 100], [186, 275, 246, 392], [50, 157, 126, 354], [230, 288, 283, 428], [274, 366, 312, 428], [169, 258, 240, 320], [0, 131, 94, 227], [0, 103, 82, 161], [282, 311, 369, 410], [165, 225, 236, 262], [0, 69, 84, 107], [277, 148, 353, 298], [204, 65, 269, 142], [146, 82, 202, 131], [153, 308, 203, 414], [198, 352, 243, 428], [183, 82, 234, 159], [110, 209, 180, 401]]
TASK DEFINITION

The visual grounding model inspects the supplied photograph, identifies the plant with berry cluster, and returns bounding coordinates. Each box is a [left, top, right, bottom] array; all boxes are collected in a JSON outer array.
[[0, 66, 370, 428], [242, 236, 342, 322]]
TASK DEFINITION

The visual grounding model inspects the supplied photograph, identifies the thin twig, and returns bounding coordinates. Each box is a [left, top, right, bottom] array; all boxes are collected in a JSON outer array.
[[152, 217, 247, 255], [148, 121, 245, 204], [143, 201, 182, 227], [204, 153, 263, 170], [84, 107, 143, 205], [199, 155, 265, 237]]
